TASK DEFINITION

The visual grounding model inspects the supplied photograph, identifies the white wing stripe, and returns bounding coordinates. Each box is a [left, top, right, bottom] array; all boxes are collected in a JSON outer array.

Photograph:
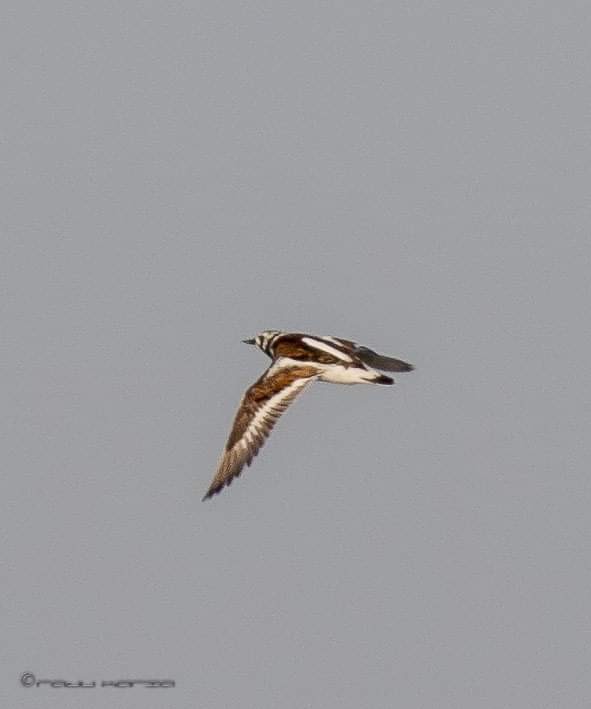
[[301, 337, 353, 362], [324, 336, 352, 347], [232, 377, 310, 453]]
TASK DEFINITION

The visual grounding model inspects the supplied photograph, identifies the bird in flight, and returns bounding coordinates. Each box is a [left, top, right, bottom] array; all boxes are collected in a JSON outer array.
[[202, 331, 414, 500]]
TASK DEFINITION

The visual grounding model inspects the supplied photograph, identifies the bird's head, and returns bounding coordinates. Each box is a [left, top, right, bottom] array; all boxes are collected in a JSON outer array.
[[242, 330, 281, 354]]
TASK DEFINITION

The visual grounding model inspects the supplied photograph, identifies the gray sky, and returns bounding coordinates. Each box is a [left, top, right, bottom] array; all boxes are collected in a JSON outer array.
[[3, 2, 591, 707]]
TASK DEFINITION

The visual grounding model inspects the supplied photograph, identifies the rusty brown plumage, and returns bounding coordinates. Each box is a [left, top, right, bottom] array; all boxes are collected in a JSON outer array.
[[273, 336, 345, 364], [202, 365, 319, 500], [202, 330, 414, 500]]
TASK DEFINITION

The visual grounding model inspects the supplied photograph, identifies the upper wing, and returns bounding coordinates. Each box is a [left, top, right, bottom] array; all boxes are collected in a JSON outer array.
[[327, 336, 414, 372], [202, 362, 320, 500], [354, 346, 414, 372]]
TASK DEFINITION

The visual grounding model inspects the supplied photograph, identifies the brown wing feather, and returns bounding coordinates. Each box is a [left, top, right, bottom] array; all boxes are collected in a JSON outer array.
[[273, 336, 344, 364], [202, 364, 319, 500]]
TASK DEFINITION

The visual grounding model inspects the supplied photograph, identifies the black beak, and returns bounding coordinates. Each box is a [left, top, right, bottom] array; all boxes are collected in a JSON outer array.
[[242, 338, 256, 345]]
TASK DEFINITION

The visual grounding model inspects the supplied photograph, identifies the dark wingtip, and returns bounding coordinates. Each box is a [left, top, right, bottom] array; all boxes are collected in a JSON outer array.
[[202, 486, 221, 501], [202, 474, 238, 501], [356, 347, 415, 373]]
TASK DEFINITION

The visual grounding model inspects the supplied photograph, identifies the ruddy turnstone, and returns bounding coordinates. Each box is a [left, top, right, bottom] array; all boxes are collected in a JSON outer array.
[[202, 331, 414, 500]]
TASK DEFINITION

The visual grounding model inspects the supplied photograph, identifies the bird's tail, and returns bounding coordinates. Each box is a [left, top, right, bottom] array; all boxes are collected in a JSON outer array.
[[371, 373, 394, 385]]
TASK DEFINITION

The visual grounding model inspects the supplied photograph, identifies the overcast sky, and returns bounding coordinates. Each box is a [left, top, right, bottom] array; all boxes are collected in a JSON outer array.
[[3, 2, 591, 708]]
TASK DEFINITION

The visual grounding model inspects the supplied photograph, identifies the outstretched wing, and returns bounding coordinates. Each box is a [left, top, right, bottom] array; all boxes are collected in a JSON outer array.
[[354, 346, 414, 372], [327, 336, 414, 372], [203, 363, 320, 500]]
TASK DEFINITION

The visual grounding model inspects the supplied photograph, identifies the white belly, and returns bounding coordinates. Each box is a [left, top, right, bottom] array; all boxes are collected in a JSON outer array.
[[317, 364, 375, 385]]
